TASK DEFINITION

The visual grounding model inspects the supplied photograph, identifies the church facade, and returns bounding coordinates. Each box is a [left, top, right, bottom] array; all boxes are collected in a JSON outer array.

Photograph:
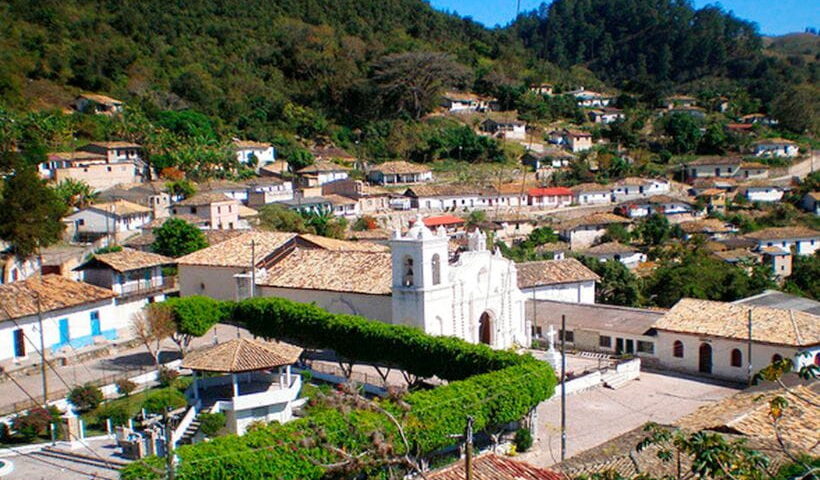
[[390, 218, 530, 349]]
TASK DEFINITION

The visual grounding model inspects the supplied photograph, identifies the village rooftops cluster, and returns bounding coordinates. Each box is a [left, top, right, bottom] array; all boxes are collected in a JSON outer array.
[[76, 248, 174, 273], [259, 249, 393, 295], [0, 274, 115, 321]]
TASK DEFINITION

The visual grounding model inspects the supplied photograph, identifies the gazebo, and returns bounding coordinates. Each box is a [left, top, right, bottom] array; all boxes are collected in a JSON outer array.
[[181, 338, 304, 435]]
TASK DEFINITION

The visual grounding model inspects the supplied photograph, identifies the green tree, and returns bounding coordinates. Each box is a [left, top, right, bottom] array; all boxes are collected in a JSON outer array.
[[303, 210, 347, 239], [634, 214, 671, 246], [601, 223, 632, 244], [771, 84, 820, 136], [783, 253, 820, 300], [0, 163, 66, 258], [578, 256, 643, 307], [663, 113, 702, 154], [53, 179, 96, 209], [151, 218, 208, 258], [162, 296, 226, 355], [258, 204, 311, 233], [165, 180, 196, 199]]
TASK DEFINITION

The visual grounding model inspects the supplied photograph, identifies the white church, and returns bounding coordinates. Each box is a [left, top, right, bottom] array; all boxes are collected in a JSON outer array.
[[181, 219, 599, 350]]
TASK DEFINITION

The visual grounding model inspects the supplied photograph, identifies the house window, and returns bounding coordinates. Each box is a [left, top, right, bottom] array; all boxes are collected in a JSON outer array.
[[559, 329, 574, 343], [673, 340, 684, 358], [431, 254, 441, 286], [599, 336, 612, 348], [637, 341, 654, 354], [191, 207, 197, 214], [730, 349, 742, 367], [13, 329, 25, 357], [77, 219, 85, 226]]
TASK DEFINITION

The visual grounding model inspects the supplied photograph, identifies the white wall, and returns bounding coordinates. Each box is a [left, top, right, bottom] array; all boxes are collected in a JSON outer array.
[[522, 281, 595, 304], [179, 264, 245, 300], [66, 210, 151, 234], [575, 192, 611, 205], [745, 188, 784, 203], [752, 238, 820, 256], [655, 331, 800, 382], [257, 287, 393, 323]]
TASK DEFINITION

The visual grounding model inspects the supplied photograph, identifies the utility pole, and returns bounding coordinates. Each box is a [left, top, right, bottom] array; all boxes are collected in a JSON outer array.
[[36, 292, 47, 405], [747, 309, 753, 387], [560, 314, 566, 462], [164, 408, 175, 480], [250, 239, 256, 299], [465, 415, 474, 480]]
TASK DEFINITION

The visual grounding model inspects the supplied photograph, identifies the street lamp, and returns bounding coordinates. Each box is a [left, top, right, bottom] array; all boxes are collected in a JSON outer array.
[[458, 145, 463, 162]]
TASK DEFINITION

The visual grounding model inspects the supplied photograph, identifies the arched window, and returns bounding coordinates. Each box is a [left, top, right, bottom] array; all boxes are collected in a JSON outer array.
[[772, 353, 783, 364], [431, 254, 441, 286], [403, 257, 414, 287], [730, 349, 743, 367], [815, 352, 820, 367], [673, 340, 684, 358]]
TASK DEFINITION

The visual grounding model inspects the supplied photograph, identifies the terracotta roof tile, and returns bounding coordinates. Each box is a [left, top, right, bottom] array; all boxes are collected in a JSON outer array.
[[580, 241, 637, 255], [177, 231, 296, 267], [686, 156, 744, 166], [182, 338, 302, 373], [232, 139, 272, 149], [428, 453, 565, 480], [744, 226, 820, 241], [517, 258, 599, 288], [678, 218, 734, 234], [297, 160, 351, 174], [654, 298, 820, 347], [298, 234, 388, 252], [259, 249, 392, 295], [370, 161, 431, 175], [175, 192, 237, 206], [557, 213, 631, 230], [405, 184, 495, 197], [89, 200, 151, 217], [0, 275, 115, 320], [76, 248, 174, 273]]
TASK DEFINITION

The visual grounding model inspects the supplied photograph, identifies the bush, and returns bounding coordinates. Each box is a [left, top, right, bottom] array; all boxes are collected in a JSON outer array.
[[13, 407, 58, 441], [198, 412, 226, 437], [158, 367, 180, 387], [141, 389, 187, 414], [116, 379, 137, 397], [172, 376, 193, 393], [95, 402, 131, 427], [0, 423, 11, 443], [68, 384, 104, 413], [514, 428, 533, 452]]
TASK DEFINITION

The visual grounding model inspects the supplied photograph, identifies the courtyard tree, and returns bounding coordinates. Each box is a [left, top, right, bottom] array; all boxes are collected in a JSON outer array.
[[53, 179, 97, 209], [162, 296, 226, 356], [132, 304, 176, 367], [578, 256, 643, 307], [151, 217, 208, 258]]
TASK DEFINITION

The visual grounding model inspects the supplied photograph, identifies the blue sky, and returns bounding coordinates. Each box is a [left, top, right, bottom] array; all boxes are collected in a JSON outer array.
[[428, 0, 818, 36]]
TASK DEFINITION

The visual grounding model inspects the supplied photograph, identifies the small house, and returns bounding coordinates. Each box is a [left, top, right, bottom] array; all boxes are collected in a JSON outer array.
[[578, 242, 646, 269], [529, 83, 554, 96], [517, 258, 599, 304], [744, 226, 820, 256], [527, 187, 573, 208], [72, 94, 124, 115], [800, 192, 820, 216], [556, 213, 631, 249], [232, 139, 275, 170], [753, 138, 799, 158], [440, 91, 491, 112], [172, 192, 243, 230], [65, 200, 153, 242], [480, 117, 526, 140], [296, 160, 351, 187], [571, 183, 611, 205], [367, 161, 432, 185], [588, 107, 625, 124], [662, 95, 697, 110]]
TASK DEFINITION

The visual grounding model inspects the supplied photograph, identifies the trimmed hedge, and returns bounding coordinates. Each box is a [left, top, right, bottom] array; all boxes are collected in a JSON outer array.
[[121, 297, 555, 480]]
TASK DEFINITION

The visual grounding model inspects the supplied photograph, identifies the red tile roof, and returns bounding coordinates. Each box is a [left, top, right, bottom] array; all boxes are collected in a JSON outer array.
[[421, 215, 466, 227], [428, 453, 565, 480], [528, 187, 573, 197]]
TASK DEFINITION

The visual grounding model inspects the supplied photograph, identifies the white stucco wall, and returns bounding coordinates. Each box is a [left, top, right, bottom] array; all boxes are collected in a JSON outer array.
[[752, 237, 820, 256], [179, 264, 246, 300], [256, 287, 393, 323], [522, 281, 595, 304]]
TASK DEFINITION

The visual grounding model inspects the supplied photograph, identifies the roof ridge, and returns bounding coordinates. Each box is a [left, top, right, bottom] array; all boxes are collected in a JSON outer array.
[[787, 309, 804, 345]]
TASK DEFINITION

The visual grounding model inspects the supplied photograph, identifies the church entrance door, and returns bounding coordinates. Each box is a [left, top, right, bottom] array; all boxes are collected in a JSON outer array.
[[479, 312, 492, 345]]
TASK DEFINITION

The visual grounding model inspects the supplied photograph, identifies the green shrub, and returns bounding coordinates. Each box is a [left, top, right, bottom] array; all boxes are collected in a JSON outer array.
[[68, 384, 104, 413], [157, 367, 180, 387], [514, 428, 533, 452], [141, 389, 187, 414], [13, 407, 58, 441], [172, 376, 193, 393], [95, 402, 131, 427], [116, 379, 137, 397], [198, 412, 226, 437]]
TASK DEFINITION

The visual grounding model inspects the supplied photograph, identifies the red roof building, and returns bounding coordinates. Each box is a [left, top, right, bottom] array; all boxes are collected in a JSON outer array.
[[418, 215, 466, 228], [527, 187, 573, 208]]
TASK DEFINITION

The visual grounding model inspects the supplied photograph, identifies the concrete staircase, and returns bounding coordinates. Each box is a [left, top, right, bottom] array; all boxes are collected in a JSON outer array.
[[602, 371, 633, 389], [177, 414, 202, 445]]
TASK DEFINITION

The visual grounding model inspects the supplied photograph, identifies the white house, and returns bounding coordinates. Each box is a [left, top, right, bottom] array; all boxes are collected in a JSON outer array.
[[0, 275, 118, 363], [662, 95, 697, 110], [296, 160, 350, 187], [246, 178, 295, 207], [618, 195, 697, 219], [753, 138, 799, 158], [556, 213, 632, 249], [65, 200, 153, 242], [571, 183, 612, 205], [610, 177, 670, 202], [72, 94, 124, 115], [79, 141, 144, 166], [480, 117, 526, 140], [565, 129, 593, 153], [744, 226, 820, 256], [74, 248, 176, 323], [529, 83, 553, 95], [685, 157, 770, 181], [440, 91, 491, 112], [653, 298, 820, 382], [367, 161, 433, 185], [678, 218, 736, 240], [517, 258, 598, 304], [0, 248, 41, 285], [171, 192, 243, 230], [800, 192, 820, 216], [578, 242, 646, 269], [403, 184, 498, 211], [527, 187, 573, 208], [742, 183, 786, 203], [41, 151, 143, 192], [522, 149, 576, 170], [232, 139, 275, 170], [588, 108, 625, 124], [181, 338, 303, 436], [567, 88, 613, 108]]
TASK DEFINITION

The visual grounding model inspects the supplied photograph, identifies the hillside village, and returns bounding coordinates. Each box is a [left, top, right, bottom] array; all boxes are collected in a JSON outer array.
[[0, 0, 818, 479]]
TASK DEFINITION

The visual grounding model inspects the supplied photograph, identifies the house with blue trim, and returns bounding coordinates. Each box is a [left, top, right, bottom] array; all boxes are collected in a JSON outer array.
[[0, 275, 117, 363]]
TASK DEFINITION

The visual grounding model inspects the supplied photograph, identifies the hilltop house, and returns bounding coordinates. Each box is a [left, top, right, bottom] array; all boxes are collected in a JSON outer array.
[[740, 113, 778, 126], [74, 248, 177, 321], [617, 195, 698, 220], [97, 182, 173, 219], [565, 129, 593, 152], [65, 200, 153, 242], [79, 141, 143, 166], [610, 177, 671, 202], [556, 213, 632, 249], [743, 226, 820, 256], [571, 183, 612, 205], [171, 193, 243, 230], [403, 184, 498, 211], [0, 275, 118, 362], [529, 83, 554, 96], [40, 151, 143, 192], [440, 91, 492, 112], [246, 178, 295, 208], [741, 182, 787, 203], [578, 242, 646, 269], [232, 139, 275, 170], [523, 148, 576, 170], [588, 107, 625, 124], [517, 258, 599, 304], [296, 160, 350, 187], [684, 156, 770, 181], [678, 218, 736, 241], [567, 88, 613, 108], [662, 95, 697, 110], [480, 116, 526, 140], [527, 187, 573, 208], [72, 94, 124, 115], [321, 179, 391, 214], [753, 138, 799, 158], [366, 161, 432, 185]]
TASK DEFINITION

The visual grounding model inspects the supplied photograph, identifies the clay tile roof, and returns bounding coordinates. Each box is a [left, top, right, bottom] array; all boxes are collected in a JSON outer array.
[[259, 249, 392, 295], [653, 298, 820, 347], [90, 200, 151, 216], [146, 214, 208, 229], [711, 248, 760, 263], [297, 160, 351, 174], [421, 215, 465, 227], [686, 156, 744, 166], [174, 192, 236, 206], [558, 213, 631, 230], [309, 146, 356, 160], [322, 194, 358, 206], [181, 338, 302, 373], [48, 151, 107, 162], [528, 187, 573, 197], [370, 161, 431, 175], [78, 93, 122, 105], [534, 242, 569, 253], [744, 226, 820, 241], [0, 275, 115, 321], [678, 218, 733, 234], [442, 91, 482, 102], [754, 137, 796, 145], [676, 385, 820, 452], [177, 231, 296, 267], [697, 188, 726, 197], [427, 453, 565, 480], [739, 161, 769, 169], [232, 139, 271, 149], [517, 258, 600, 288], [405, 184, 494, 197], [570, 183, 610, 193], [298, 234, 388, 252], [83, 141, 141, 149], [581, 241, 637, 255], [76, 248, 174, 273], [809, 192, 820, 201]]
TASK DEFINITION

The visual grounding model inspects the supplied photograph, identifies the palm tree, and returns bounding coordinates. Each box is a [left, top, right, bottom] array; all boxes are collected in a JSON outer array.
[[54, 179, 97, 209]]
